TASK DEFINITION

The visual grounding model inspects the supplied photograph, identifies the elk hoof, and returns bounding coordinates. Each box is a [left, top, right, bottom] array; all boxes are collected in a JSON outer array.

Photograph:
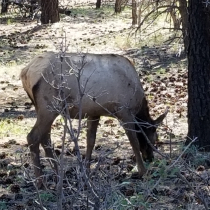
[[131, 172, 144, 179], [131, 167, 147, 179]]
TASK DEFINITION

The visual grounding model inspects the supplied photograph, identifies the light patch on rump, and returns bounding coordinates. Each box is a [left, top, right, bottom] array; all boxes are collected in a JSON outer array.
[[20, 52, 54, 102]]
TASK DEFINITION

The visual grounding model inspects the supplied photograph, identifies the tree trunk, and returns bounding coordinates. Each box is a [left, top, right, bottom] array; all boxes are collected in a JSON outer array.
[[41, 0, 60, 24], [96, 0, 101, 9], [178, 0, 188, 53], [187, 0, 210, 151], [115, 0, 122, 13], [169, 8, 181, 30], [1, 0, 9, 13], [132, 0, 137, 25], [137, 0, 145, 27], [30, 0, 38, 15]]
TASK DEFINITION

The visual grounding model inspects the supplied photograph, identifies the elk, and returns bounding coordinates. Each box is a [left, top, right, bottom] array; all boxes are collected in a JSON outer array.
[[20, 52, 167, 185]]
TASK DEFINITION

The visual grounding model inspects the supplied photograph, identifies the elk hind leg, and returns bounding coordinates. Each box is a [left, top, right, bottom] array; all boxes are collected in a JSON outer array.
[[27, 125, 43, 179], [27, 112, 57, 187], [86, 117, 100, 169], [40, 114, 58, 174]]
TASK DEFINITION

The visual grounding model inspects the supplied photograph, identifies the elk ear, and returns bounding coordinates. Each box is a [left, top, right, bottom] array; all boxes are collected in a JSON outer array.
[[154, 107, 169, 125]]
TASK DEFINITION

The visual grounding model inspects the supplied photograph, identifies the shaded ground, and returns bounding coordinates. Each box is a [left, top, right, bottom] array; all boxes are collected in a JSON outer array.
[[0, 1, 209, 210]]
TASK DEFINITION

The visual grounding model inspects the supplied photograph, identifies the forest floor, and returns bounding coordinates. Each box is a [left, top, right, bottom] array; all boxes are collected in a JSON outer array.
[[0, 1, 209, 210]]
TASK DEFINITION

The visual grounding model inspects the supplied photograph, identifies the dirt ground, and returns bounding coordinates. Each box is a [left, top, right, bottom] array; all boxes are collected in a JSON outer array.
[[0, 1, 209, 210]]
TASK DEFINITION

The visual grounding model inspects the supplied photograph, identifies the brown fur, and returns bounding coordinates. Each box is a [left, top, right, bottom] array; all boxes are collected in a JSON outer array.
[[20, 52, 167, 187]]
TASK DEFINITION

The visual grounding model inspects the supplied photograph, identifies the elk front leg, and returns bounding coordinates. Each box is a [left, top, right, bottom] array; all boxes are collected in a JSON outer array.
[[125, 129, 147, 176], [121, 114, 147, 177]]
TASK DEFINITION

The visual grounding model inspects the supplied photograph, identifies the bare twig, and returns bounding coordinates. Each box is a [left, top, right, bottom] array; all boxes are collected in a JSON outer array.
[[150, 137, 198, 193], [134, 117, 168, 159], [168, 137, 197, 169], [56, 117, 67, 209], [177, 172, 209, 210]]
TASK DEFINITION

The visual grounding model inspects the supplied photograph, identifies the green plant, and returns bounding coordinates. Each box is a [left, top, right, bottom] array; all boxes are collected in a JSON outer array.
[[0, 119, 30, 138], [147, 93, 154, 100], [146, 75, 153, 82], [156, 68, 166, 75], [0, 201, 7, 210], [40, 192, 56, 202], [183, 145, 209, 168], [108, 188, 149, 210], [6, 18, 11, 25]]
